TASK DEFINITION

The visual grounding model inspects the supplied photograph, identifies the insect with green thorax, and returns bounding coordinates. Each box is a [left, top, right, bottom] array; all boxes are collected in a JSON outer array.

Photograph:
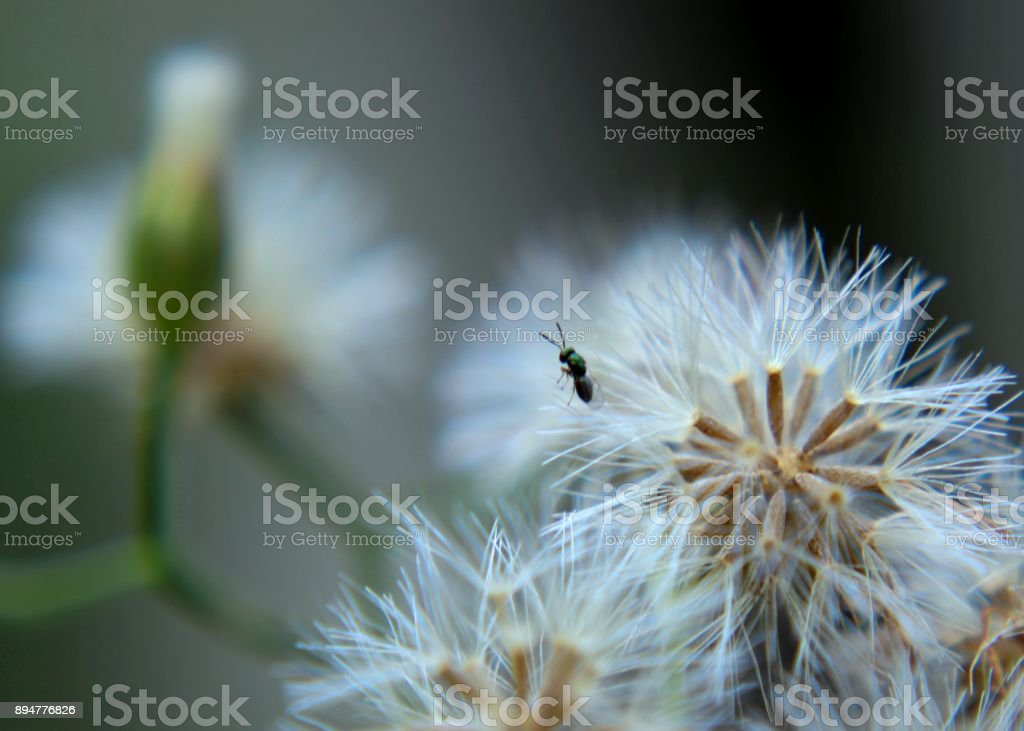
[[541, 322, 595, 405]]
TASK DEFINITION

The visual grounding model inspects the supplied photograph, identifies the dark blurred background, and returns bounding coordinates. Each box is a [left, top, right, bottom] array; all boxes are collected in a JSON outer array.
[[1, 1, 1022, 728]]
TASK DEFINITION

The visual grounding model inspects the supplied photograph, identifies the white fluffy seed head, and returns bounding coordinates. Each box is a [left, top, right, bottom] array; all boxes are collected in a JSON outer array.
[[455, 226, 1024, 691], [285, 508, 744, 730]]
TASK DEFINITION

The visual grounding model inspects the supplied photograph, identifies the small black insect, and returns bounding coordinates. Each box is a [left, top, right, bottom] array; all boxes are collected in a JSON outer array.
[[541, 322, 595, 405]]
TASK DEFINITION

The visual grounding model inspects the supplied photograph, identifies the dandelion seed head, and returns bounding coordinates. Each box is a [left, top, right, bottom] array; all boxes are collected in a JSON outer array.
[[545, 226, 1023, 686], [285, 509, 740, 730]]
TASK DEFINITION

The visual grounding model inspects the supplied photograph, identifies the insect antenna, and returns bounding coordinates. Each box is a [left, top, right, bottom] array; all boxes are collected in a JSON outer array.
[[541, 322, 566, 349]]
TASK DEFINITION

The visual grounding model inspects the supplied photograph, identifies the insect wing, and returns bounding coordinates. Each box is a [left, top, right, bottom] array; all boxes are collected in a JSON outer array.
[[576, 375, 603, 406]]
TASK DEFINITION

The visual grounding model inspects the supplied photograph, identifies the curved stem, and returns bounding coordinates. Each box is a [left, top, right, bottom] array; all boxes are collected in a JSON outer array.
[[138, 346, 294, 656], [1, 347, 298, 655]]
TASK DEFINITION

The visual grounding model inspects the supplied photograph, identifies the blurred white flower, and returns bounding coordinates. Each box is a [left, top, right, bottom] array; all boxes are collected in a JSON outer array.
[[1, 49, 423, 419], [285, 507, 747, 730], [2, 165, 132, 376]]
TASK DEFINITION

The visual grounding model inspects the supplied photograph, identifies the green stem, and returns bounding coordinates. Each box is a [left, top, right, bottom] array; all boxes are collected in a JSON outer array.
[[0, 536, 157, 621], [0, 353, 179, 622], [1, 344, 326, 654], [138, 346, 294, 656], [138, 347, 181, 549]]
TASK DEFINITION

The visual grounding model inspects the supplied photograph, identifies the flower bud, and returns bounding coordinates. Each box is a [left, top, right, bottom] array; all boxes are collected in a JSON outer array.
[[126, 49, 241, 334]]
